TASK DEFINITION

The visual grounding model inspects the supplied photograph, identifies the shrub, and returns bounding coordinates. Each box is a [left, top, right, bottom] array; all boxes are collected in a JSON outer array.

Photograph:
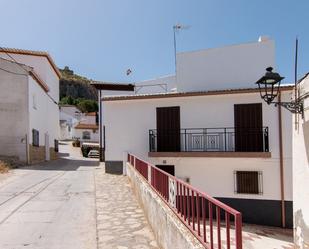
[[0, 160, 10, 173]]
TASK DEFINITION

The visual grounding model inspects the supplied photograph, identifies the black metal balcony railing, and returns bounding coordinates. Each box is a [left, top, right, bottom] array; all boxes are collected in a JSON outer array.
[[149, 127, 269, 153]]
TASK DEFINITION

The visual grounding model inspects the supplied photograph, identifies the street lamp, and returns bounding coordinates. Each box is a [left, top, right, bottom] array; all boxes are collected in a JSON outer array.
[[256, 67, 303, 114], [256, 67, 284, 104]]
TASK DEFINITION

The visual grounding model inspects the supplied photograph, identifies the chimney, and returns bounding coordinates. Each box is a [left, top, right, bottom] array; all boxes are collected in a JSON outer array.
[[258, 36, 270, 42]]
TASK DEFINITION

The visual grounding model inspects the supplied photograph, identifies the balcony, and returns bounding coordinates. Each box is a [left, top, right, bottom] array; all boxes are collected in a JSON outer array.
[[149, 127, 271, 158]]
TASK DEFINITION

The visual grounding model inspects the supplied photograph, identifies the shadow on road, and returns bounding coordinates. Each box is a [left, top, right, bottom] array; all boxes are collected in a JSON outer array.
[[17, 158, 100, 171]]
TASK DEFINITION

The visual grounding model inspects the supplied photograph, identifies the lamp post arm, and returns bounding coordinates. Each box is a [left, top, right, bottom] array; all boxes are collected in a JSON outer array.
[[272, 101, 303, 114]]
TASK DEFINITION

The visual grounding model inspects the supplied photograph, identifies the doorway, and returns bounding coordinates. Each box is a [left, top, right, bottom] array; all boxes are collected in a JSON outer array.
[[156, 165, 175, 176]]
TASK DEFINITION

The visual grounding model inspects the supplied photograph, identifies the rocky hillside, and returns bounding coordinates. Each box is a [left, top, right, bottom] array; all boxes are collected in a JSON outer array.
[[59, 66, 97, 100]]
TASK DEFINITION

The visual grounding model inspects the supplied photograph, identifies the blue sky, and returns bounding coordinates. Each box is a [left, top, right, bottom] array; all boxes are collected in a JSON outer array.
[[1, 0, 309, 84]]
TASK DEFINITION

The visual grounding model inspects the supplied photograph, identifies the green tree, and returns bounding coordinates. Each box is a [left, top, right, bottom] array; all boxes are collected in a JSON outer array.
[[76, 99, 98, 113], [59, 95, 74, 105]]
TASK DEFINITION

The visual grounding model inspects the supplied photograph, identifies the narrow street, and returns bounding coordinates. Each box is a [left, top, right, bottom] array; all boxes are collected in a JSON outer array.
[[0, 142, 158, 249]]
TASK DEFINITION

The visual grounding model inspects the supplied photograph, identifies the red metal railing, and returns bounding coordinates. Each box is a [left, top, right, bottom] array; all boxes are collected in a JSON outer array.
[[127, 153, 242, 249], [135, 157, 148, 179]]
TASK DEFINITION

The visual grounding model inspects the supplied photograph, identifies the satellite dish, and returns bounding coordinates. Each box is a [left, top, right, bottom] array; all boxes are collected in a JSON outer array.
[[126, 69, 132, 76], [173, 23, 191, 32]]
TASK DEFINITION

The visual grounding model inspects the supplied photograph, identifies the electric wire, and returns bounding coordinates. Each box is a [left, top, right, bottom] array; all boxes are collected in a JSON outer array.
[[0, 66, 28, 76], [0, 46, 59, 105]]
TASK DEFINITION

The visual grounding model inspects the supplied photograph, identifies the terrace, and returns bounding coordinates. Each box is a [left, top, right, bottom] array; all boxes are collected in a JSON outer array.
[[148, 127, 271, 158]]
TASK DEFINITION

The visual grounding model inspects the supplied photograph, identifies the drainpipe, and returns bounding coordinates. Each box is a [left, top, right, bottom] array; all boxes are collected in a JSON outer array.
[[278, 91, 286, 228], [99, 90, 104, 162]]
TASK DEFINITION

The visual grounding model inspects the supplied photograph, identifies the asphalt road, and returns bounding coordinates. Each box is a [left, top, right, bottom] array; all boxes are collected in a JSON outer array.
[[0, 143, 99, 249]]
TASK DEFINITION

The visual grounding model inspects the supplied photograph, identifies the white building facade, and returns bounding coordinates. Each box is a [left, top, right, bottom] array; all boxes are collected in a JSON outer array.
[[0, 48, 60, 164], [293, 73, 309, 248], [59, 105, 81, 140], [101, 37, 295, 227], [103, 87, 294, 228], [73, 112, 99, 143]]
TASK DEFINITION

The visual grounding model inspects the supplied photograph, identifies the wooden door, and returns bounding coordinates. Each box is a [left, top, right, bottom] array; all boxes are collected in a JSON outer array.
[[234, 103, 263, 152], [156, 106, 180, 152]]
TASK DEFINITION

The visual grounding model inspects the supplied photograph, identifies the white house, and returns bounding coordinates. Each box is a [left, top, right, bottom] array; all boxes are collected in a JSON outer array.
[[134, 74, 176, 94], [0, 48, 60, 164], [74, 112, 99, 143], [59, 105, 82, 140], [101, 37, 295, 228], [293, 73, 309, 248]]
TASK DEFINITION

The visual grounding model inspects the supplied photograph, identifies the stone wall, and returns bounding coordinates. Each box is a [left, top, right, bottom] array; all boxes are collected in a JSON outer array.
[[126, 163, 204, 249], [29, 145, 58, 164], [29, 145, 45, 164], [50, 148, 58, 160]]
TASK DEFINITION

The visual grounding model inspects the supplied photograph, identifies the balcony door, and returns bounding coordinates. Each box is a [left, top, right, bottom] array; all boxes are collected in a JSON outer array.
[[234, 103, 263, 152], [156, 106, 180, 152]]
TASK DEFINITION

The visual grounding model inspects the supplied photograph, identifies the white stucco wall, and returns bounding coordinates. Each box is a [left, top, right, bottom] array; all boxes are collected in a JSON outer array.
[[293, 74, 309, 248], [80, 115, 96, 124], [73, 129, 99, 142], [0, 52, 60, 151], [0, 58, 29, 161], [28, 76, 59, 148], [101, 75, 176, 97], [60, 105, 82, 118], [103, 90, 293, 201], [59, 111, 79, 140], [135, 75, 176, 94], [60, 123, 70, 140], [176, 38, 275, 92], [0, 53, 59, 102]]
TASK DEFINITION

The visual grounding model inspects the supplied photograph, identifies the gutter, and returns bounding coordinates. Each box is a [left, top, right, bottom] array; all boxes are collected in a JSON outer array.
[[278, 91, 286, 228]]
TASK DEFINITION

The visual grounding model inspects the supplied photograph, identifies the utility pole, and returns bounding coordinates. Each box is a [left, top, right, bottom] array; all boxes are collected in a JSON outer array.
[[294, 37, 299, 128]]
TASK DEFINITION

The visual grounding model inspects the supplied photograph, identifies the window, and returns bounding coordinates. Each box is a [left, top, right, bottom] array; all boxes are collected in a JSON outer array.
[[32, 129, 39, 147], [234, 171, 262, 194], [82, 131, 91, 140], [32, 94, 37, 109], [54, 139, 59, 152]]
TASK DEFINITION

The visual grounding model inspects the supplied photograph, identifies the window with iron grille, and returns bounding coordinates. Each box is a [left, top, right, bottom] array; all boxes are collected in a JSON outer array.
[[32, 129, 39, 147], [234, 171, 263, 194]]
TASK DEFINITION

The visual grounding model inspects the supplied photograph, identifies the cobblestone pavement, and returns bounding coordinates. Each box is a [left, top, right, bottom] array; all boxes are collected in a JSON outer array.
[[0, 142, 294, 249], [200, 221, 294, 249], [95, 165, 160, 249]]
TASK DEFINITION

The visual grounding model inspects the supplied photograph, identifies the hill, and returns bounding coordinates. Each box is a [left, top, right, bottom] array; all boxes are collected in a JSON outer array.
[[60, 66, 97, 100], [59, 66, 98, 112]]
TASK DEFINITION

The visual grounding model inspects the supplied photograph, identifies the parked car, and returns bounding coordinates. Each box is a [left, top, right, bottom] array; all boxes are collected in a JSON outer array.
[[88, 150, 99, 158], [81, 142, 99, 157]]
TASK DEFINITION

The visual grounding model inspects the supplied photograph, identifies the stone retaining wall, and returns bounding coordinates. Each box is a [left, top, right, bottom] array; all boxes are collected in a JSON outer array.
[[127, 162, 204, 249], [29, 145, 58, 164], [50, 148, 58, 160], [29, 145, 45, 164]]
